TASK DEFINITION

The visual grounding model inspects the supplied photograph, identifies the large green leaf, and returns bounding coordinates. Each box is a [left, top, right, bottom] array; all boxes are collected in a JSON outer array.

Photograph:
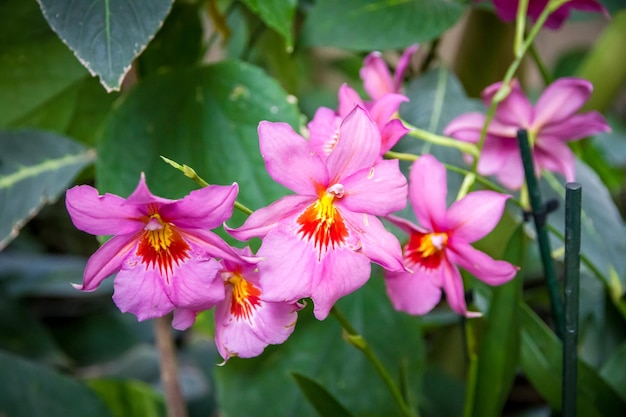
[[0, 0, 87, 127], [37, 0, 174, 92], [87, 379, 166, 417], [97, 60, 300, 211], [468, 225, 525, 417], [292, 373, 355, 417], [214, 276, 425, 417], [520, 303, 626, 416], [303, 0, 466, 50], [541, 161, 626, 303], [0, 350, 113, 417], [242, 0, 297, 51], [0, 130, 95, 250]]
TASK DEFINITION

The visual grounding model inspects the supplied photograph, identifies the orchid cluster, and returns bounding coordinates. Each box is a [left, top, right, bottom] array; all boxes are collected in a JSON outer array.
[[66, 2, 610, 366]]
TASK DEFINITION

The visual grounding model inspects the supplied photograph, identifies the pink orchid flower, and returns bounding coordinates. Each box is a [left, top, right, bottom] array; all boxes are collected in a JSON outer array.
[[228, 106, 408, 320], [360, 44, 419, 100], [385, 154, 518, 317], [215, 247, 304, 362], [485, 0, 609, 29], [444, 77, 610, 190], [308, 84, 409, 157], [66, 174, 240, 328]]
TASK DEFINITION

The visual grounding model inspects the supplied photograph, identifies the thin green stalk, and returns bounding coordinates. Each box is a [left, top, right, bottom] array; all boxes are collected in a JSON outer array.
[[562, 183, 582, 417], [517, 130, 564, 339], [515, 0, 529, 56], [462, 318, 479, 417], [160, 156, 253, 215], [330, 307, 419, 417], [403, 123, 479, 158], [528, 43, 553, 86], [459, 0, 568, 199]]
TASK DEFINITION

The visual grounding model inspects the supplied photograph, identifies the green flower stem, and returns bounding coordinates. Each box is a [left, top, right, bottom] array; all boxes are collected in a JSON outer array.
[[160, 156, 253, 215], [462, 318, 479, 417], [155, 316, 188, 417], [528, 42, 553, 86], [330, 307, 419, 417], [403, 123, 480, 158], [514, 0, 529, 56], [459, 0, 565, 199]]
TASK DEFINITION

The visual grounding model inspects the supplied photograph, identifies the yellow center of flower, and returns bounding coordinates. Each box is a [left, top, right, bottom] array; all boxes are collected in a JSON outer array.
[[137, 212, 190, 280], [405, 231, 448, 269], [228, 273, 262, 320], [296, 186, 348, 256]]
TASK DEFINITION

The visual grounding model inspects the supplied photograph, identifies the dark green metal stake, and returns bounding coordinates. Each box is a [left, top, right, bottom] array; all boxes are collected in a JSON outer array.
[[517, 129, 564, 339], [562, 183, 582, 417]]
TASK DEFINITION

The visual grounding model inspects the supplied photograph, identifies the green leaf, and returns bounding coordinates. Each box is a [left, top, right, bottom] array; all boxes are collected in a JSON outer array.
[[0, 130, 95, 250], [37, 0, 174, 92], [520, 302, 626, 416], [97, 60, 300, 210], [214, 276, 425, 417], [242, 0, 297, 51], [0, 350, 114, 417], [303, 0, 466, 51], [292, 373, 355, 417], [541, 161, 626, 305], [0, 0, 87, 127], [469, 225, 526, 417], [600, 341, 626, 402], [87, 379, 166, 417]]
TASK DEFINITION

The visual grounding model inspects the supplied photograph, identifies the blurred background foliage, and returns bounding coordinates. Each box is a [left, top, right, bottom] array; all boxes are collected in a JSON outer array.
[[1, 0, 626, 416]]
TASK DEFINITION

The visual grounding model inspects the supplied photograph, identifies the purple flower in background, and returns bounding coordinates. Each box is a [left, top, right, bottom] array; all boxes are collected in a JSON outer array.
[[214, 247, 303, 362], [66, 174, 240, 328], [488, 0, 609, 30], [384, 155, 518, 317], [228, 107, 407, 320], [444, 77, 610, 189]]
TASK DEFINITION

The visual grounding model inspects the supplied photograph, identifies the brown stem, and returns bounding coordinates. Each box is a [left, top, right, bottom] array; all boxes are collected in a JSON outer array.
[[154, 316, 188, 417]]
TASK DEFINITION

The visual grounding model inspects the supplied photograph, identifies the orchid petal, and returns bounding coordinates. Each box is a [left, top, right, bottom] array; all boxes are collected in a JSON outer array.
[[380, 119, 410, 153], [172, 308, 197, 330], [342, 211, 404, 272], [409, 155, 448, 231], [338, 84, 365, 117], [165, 256, 224, 310], [385, 214, 422, 235], [448, 240, 518, 286], [65, 185, 144, 235], [182, 229, 242, 263], [161, 183, 238, 230], [326, 106, 381, 181], [308, 106, 341, 158], [339, 159, 408, 216], [440, 258, 480, 317], [447, 190, 510, 243], [540, 111, 610, 142], [257, 227, 317, 303], [483, 80, 532, 127], [79, 234, 137, 291], [309, 247, 371, 320], [535, 140, 576, 182], [533, 77, 593, 127], [360, 52, 395, 101], [443, 113, 484, 144], [384, 268, 442, 315], [226, 195, 313, 241], [368, 93, 408, 127], [394, 44, 419, 91], [112, 266, 176, 321], [258, 121, 328, 194], [124, 173, 174, 206], [478, 137, 526, 190]]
